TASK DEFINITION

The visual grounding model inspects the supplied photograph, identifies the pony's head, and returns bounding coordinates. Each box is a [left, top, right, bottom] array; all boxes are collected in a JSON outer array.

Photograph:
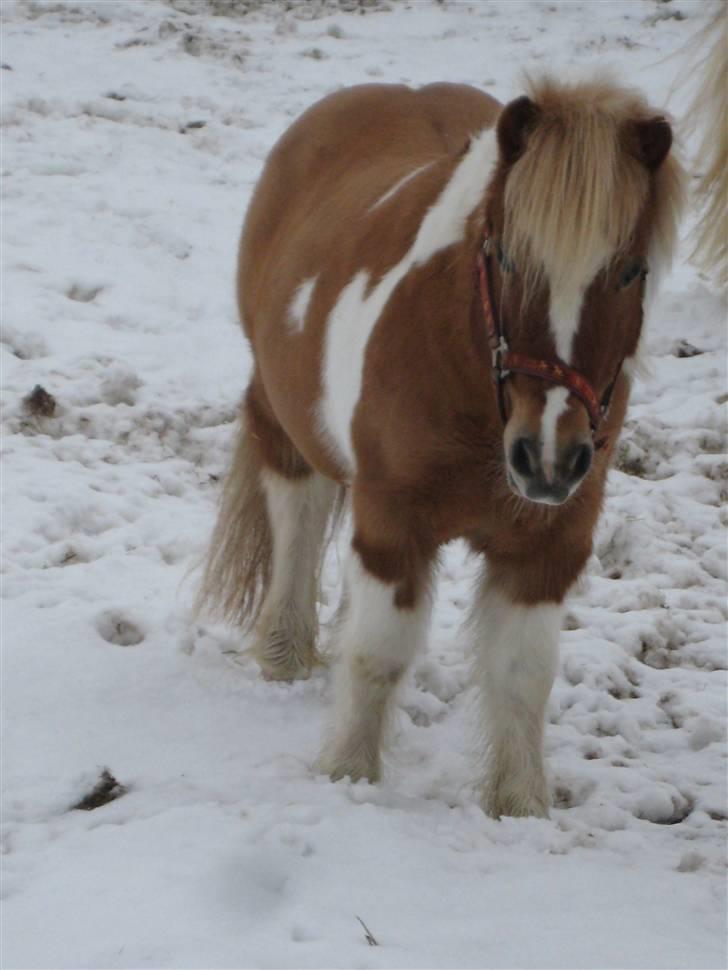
[[484, 77, 684, 505]]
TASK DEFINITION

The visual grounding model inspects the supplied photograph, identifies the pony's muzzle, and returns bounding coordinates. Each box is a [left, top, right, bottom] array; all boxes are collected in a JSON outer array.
[[508, 435, 593, 505]]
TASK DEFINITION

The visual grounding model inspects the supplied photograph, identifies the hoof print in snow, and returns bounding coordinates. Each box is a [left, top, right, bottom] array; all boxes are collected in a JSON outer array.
[[22, 384, 56, 418], [676, 851, 705, 873], [633, 790, 693, 826], [100, 364, 142, 406], [553, 780, 596, 809], [67, 283, 103, 303], [72, 769, 127, 811], [180, 120, 207, 133], [97, 611, 145, 647], [2, 327, 48, 360], [672, 339, 704, 358]]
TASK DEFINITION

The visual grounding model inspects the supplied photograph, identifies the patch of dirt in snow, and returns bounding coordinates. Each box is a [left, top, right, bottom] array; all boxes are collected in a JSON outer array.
[[72, 769, 128, 811], [166, 0, 394, 18]]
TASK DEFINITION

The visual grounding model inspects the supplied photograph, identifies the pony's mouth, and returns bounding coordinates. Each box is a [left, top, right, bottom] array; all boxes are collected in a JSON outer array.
[[507, 469, 571, 507]]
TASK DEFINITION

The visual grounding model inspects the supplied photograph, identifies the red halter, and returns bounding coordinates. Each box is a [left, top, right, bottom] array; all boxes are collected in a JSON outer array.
[[476, 230, 617, 450]]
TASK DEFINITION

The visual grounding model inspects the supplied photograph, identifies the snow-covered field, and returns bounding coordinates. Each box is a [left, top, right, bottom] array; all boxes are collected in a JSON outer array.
[[2, 1, 726, 967]]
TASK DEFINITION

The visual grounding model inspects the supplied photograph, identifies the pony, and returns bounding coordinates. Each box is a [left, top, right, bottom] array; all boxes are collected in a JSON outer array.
[[198, 76, 684, 818]]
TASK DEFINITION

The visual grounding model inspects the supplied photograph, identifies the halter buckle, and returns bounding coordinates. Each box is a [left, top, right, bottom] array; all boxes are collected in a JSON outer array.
[[491, 335, 509, 373]]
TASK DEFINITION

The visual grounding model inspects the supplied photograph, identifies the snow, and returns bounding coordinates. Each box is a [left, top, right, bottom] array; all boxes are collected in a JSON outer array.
[[1, 1, 726, 968]]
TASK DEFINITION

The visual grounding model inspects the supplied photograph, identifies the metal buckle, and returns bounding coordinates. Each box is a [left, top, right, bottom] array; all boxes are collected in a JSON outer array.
[[491, 335, 509, 371]]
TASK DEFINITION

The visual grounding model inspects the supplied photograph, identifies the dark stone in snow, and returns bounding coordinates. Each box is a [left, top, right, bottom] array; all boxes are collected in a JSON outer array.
[[23, 385, 56, 417], [72, 770, 128, 811]]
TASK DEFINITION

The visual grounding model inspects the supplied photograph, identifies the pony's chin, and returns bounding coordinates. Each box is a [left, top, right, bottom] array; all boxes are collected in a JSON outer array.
[[507, 472, 570, 507]]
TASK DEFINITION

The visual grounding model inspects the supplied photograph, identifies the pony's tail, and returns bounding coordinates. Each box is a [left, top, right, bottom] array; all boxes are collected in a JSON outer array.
[[689, 6, 727, 283], [195, 412, 271, 631]]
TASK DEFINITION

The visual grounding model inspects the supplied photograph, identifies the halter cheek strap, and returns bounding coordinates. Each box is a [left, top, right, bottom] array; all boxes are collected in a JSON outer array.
[[476, 231, 619, 450]]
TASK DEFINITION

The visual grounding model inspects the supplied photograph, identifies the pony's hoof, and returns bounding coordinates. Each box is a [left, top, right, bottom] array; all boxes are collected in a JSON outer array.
[[317, 747, 380, 785], [482, 787, 551, 820], [256, 639, 321, 682], [260, 663, 311, 682], [259, 655, 314, 682], [328, 763, 379, 784]]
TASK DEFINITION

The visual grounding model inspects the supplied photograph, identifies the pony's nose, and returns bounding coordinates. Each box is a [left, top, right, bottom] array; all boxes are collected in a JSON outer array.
[[510, 436, 540, 480], [563, 440, 593, 487], [508, 435, 593, 504]]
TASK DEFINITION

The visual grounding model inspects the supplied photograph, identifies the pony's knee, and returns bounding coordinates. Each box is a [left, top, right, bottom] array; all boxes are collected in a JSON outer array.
[[341, 548, 432, 661], [350, 534, 434, 613], [352, 652, 406, 689], [486, 542, 591, 607]]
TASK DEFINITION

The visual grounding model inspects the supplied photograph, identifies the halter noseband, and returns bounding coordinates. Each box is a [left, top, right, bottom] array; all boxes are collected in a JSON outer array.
[[476, 228, 618, 450]]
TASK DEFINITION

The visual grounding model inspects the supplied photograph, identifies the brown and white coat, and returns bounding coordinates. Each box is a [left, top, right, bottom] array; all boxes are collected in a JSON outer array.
[[199, 77, 684, 817]]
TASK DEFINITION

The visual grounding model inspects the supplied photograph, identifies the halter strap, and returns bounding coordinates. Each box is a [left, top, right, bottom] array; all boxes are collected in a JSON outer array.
[[476, 230, 618, 450]]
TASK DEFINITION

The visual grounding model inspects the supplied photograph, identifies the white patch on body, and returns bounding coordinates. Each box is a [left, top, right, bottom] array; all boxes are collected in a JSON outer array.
[[473, 582, 562, 818], [319, 128, 498, 471], [368, 161, 434, 212], [287, 276, 317, 334]]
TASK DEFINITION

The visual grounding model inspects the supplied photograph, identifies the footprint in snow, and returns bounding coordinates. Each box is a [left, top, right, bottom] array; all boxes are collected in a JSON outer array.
[[66, 283, 104, 303], [96, 610, 145, 647]]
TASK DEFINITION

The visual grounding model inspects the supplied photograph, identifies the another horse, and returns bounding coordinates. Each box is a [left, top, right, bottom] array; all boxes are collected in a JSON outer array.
[[686, 5, 726, 283], [199, 77, 684, 818]]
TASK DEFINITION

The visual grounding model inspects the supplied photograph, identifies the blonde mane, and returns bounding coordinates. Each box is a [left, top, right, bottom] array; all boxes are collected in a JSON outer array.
[[503, 76, 685, 297]]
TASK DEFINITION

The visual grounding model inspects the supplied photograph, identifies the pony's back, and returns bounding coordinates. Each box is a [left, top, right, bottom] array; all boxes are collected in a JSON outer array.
[[237, 83, 500, 341]]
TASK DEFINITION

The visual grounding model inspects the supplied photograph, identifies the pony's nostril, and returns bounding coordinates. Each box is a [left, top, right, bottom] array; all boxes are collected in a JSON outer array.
[[568, 442, 593, 481], [511, 437, 538, 479]]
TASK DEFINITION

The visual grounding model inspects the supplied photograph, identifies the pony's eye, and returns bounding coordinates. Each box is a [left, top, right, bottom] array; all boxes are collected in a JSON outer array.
[[618, 262, 646, 289], [497, 242, 515, 273]]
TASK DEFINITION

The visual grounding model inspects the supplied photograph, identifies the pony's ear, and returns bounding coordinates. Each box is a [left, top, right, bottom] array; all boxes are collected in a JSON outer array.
[[496, 96, 540, 164], [626, 116, 673, 171]]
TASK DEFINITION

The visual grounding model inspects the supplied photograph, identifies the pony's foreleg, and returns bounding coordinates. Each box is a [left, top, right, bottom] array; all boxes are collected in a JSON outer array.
[[319, 550, 432, 783], [473, 581, 562, 818], [255, 468, 336, 681]]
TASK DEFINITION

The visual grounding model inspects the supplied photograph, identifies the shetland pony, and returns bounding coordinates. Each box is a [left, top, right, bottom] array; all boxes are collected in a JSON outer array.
[[199, 77, 684, 817]]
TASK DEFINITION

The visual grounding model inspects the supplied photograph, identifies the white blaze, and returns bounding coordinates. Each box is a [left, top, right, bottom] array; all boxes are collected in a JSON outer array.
[[539, 241, 610, 458], [540, 385, 570, 470]]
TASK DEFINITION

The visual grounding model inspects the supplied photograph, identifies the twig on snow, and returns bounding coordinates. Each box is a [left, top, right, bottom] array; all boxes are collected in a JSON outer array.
[[355, 915, 379, 947]]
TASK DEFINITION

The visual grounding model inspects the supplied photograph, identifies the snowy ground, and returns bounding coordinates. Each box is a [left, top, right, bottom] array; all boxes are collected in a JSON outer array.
[[2, 1, 726, 967]]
